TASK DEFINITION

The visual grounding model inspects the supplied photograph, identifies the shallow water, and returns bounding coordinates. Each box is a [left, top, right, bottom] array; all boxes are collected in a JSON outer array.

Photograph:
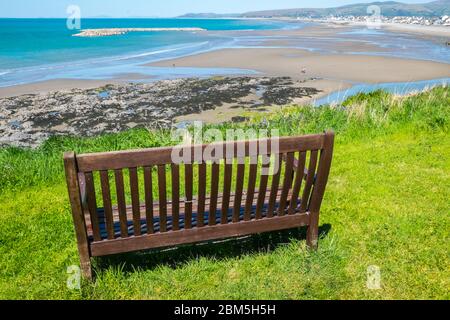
[[236, 26, 450, 63], [336, 27, 450, 63], [313, 78, 450, 106]]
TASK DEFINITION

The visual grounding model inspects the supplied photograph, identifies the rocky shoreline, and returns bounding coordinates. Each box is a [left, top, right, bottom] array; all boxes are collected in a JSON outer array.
[[0, 77, 321, 148]]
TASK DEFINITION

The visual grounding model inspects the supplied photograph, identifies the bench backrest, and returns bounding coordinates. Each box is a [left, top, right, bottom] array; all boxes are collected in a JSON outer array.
[[64, 131, 334, 242]]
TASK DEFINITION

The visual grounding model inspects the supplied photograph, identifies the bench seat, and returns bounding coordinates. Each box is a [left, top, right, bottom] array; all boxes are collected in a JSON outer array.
[[87, 189, 301, 240]]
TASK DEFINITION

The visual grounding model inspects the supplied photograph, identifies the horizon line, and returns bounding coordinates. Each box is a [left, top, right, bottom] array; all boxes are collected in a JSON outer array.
[[0, 16, 245, 19]]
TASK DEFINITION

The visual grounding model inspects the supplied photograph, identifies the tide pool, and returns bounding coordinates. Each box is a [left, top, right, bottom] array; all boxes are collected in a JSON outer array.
[[314, 78, 450, 106]]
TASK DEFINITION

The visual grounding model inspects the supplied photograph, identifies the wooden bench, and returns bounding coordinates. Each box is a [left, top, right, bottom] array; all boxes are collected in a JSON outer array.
[[64, 131, 334, 279]]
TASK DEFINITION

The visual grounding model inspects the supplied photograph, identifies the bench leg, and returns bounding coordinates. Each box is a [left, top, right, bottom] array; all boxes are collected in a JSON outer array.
[[79, 251, 93, 280], [65, 153, 93, 280], [306, 213, 319, 250]]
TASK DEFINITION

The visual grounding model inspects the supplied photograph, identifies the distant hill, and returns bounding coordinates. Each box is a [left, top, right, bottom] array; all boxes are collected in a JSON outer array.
[[242, 0, 449, 18], [179, 1, 450, 18]]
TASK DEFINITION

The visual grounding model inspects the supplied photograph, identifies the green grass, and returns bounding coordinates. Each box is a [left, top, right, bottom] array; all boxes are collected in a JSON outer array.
[[0, 87, 449, 299]]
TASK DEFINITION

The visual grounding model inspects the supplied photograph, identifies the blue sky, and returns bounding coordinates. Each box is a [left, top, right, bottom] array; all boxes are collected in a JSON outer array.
[[0, 0, 432, 18]]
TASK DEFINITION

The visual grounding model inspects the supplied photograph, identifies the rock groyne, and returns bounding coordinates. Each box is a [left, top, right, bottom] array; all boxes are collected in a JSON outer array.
[[73, 27, 206, 37]]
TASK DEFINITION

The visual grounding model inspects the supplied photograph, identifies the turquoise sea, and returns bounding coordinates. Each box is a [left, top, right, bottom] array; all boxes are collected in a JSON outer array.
[[0, 18, 294, 87], [0, 18, 449, 98]]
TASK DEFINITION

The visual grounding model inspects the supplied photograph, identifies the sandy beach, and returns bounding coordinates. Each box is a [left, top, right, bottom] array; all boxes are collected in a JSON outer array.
[[0, 79, 114, 99], [150, 47, 450, 83]]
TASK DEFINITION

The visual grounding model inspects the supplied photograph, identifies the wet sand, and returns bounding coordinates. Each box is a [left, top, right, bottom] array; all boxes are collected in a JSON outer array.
[[3, 46, 448, 100], [149, 47, 450, 83], [0, 79, 114, 98], [341, 21, 450, 38], [149, 23, 449, 86]]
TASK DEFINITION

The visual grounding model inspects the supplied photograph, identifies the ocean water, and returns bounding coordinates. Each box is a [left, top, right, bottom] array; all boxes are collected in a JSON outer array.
[[314, 78, 450, 106], [0, 18, 449, 101], [0, 18, 292, 87]]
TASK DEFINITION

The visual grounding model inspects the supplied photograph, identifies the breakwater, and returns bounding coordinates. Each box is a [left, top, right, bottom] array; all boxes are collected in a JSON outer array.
[[73, 27, 206, 37]]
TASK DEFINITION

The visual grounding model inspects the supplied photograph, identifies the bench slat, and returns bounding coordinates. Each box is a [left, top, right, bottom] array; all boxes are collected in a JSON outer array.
[[300, 150, 318, 213], [84, 172, 101, 242], [221, 160, 233, 224], [255, 156, 270, 220], [233, 162, 245, 223], [114, 169, 129, 237], [278, 152, 295, 216], [209, 162, 220, 226], [288, 152, 307, 215], [143, 166, 154, 234], [129, 168, 141, 236], [184, 164, 193, 229], [197, 163, 207, 228], [157, 165, 167, 232], [244, 158, 258, 221], [267, 154, 282, 218], [171, 164, 180, 231], [100, 170, 115, 240]]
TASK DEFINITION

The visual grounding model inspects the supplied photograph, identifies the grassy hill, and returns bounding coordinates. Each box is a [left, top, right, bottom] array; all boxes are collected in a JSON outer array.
[[0, 87, 449, 299], [180, 1, 450, 18], [243, 1, 449, 18]]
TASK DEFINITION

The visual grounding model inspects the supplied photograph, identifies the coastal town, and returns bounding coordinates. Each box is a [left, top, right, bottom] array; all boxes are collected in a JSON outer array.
[[301, 14, 450, 26]]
